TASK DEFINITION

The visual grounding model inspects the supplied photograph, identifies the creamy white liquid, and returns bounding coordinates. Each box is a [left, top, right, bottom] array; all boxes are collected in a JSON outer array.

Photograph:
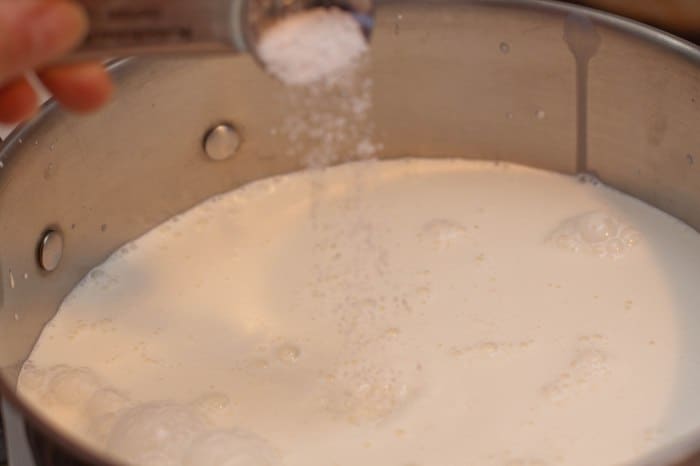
[[17, 159, 700, 466]]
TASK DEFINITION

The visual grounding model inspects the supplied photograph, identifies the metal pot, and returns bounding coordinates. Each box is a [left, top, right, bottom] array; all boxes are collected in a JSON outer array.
[[1, 0, 699, 464]]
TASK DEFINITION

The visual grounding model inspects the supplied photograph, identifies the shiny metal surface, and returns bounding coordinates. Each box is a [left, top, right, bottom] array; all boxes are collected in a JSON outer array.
[[0, 0, 699, 464], [67, 0, 375, 61], [204, 123, 242, 161], [1, 400, 35, 466], [69, 0, 250, 57], [37, 231, 64, 273]]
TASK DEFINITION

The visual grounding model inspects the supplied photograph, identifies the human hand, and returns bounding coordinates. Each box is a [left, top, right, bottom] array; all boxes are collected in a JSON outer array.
[[0, 0, 113, 124]]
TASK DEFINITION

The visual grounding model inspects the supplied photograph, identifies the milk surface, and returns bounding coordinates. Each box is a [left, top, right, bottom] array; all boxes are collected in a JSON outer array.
[[17, 159, 700, 466]]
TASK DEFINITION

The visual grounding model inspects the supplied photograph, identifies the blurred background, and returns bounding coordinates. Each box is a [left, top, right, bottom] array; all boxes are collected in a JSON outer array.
[[572, 0, 700, 42]]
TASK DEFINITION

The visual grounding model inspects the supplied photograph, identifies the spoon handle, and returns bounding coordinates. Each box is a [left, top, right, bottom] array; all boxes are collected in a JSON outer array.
[[67, 0, 251, 60]]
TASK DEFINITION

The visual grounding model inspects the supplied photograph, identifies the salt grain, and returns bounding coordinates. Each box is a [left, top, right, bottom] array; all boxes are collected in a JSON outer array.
[[279, 72, 380, 168], [257, 8, 368, 86]]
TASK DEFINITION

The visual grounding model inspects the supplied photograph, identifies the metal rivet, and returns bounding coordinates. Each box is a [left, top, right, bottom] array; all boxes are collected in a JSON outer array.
[[38, 230, 63, 272], [203, 123, 241, 161]]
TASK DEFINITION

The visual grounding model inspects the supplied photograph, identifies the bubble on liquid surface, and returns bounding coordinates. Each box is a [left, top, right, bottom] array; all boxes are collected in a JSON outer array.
[[107, 402, 208, 466], [499, 42, 511, 54], [47, 367, 101, 406], [85, 391, 131, 445], [182, 430, 279, 466], [192, 393, 235, 425], [88, 413, 122, 444], [17, 363, 47, 392], [577, 173, 600, 185], [570, 348, 610, 378], [276, 343, 302, 363], [578, 212, 616, 242], [548, 211, 640, 259], [418, 219, 468, 250], [86, 388, 130, 418], [621, 227, 641, 247], [606, 238, 625, 256], [321, 363, 417, 423]]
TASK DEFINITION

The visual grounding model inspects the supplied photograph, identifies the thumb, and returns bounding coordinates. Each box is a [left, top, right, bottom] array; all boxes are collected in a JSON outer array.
[[0, 0, 88, 84]]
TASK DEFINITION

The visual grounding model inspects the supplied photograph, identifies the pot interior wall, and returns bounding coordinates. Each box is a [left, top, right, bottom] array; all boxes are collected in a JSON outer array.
[[0, 0, 699, 462]]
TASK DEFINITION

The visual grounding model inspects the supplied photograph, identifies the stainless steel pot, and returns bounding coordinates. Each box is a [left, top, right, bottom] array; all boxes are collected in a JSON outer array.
[[1, 0, 699, 464]]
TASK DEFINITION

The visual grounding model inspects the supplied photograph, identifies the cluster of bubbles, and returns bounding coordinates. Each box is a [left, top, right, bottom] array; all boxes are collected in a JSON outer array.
[[417, 219, 469, 250], [108, 403, 276, 466], [18, 363, 278, 466], [548, 211, 641, 259], [319, 361, 414, 424]]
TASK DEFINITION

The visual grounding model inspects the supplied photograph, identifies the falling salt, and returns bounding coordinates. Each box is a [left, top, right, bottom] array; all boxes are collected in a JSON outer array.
[[278, 63, 380, 168], [9, 269, 15, 289], [257, 8, 368, 86], [262, 7, 380, 168]]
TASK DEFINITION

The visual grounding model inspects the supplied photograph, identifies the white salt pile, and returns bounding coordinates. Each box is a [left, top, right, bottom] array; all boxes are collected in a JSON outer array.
[[257, 8, 368, 86]]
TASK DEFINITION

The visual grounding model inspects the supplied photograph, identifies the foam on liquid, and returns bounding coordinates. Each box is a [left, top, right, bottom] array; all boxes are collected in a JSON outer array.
[[17, 159, 700, 466]]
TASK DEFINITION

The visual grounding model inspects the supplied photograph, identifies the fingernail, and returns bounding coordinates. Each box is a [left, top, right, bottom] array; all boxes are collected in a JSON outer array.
[[28, 1, 88, 58]]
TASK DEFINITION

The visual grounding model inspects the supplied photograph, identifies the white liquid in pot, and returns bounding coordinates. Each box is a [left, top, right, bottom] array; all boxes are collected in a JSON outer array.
[[17, 159, 700, 466]]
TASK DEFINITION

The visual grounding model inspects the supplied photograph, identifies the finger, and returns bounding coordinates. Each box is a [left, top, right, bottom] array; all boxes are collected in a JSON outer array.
[[0, 76, 38, 124], [0, 0, 88, 84], [38, 62, 113, 113]]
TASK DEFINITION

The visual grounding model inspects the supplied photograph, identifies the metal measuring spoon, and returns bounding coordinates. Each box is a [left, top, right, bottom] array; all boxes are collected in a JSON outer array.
[[66, 0, 374, 64]]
